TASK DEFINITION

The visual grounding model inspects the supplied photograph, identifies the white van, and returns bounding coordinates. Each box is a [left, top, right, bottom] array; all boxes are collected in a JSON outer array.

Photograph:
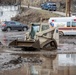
[[48, 17, 76, 35]]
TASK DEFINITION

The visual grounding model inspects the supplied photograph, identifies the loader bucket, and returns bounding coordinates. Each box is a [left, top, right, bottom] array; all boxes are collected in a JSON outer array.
[[9, 40, 41, 50]]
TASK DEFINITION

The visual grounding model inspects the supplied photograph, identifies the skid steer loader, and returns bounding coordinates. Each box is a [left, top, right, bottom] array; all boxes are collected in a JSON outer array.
[[9, 23, 59, 51]]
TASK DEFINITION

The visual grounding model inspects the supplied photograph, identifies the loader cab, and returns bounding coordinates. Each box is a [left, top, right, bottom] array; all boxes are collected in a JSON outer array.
[[32, 23, 40, 32], [31, 23, 50, 32], [30, 23, 40, 39], [30, 23, 50, 39]]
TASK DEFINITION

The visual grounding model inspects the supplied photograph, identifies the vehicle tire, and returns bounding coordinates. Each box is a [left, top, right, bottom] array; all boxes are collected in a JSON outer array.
[[59, 31, 64, 36], [23, 27, 27, 31], [41, 7, 44, 9], [53, 9, 56, 11], [41, 8, 44, 10], [54, 10, 56, 11], [18, 30, 22, 31], [7, 27, 11, 32]]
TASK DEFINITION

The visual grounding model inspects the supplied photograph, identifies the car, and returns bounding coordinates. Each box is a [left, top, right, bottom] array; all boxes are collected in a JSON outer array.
[[41, 2, 57, 11], [1, 21, 29, 31]]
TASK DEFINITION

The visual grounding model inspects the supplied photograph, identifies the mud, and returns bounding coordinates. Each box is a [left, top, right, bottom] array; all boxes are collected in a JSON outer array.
[[0, 53, 22, 71], [0, 36, 76, 75], [59, 35, 76, 44], [0, 53, 76, 75], [0, 53, 42, 71]]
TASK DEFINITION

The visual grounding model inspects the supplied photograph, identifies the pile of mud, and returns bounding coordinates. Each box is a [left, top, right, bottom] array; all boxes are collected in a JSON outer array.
[[11, 8, 61, 25]]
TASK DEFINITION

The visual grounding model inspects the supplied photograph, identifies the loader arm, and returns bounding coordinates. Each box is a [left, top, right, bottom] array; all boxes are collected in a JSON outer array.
[[35, 27, 59, 49], [36, 27, 55, 38]]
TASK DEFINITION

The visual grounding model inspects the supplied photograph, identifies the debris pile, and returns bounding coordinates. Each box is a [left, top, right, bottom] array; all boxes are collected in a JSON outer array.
[[11, 8, 61, 25]]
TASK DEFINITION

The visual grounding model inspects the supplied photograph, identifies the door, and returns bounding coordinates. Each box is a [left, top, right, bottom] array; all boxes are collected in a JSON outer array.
[[15, 22, 22, 30], [44, 3, 49, 10], [71, 22, 76, 35], [10, 22, 16, 30]]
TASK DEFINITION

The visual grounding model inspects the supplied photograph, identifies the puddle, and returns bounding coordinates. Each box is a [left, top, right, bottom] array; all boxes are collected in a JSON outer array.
[[0, 53, 42, 71], [0, 53, 76, 75], [0, 34, 25, 46], [0, 35, 76, 75]]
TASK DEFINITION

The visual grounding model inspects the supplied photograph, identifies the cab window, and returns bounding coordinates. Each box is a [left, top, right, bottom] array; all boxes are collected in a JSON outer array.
[[33, 26, 39, 32], [72, 22, 76, 27], [42, 25, 49, 31]]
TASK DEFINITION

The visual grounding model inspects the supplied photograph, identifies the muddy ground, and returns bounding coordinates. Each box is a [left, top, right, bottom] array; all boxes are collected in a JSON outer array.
[[0, 35, 76, 75]]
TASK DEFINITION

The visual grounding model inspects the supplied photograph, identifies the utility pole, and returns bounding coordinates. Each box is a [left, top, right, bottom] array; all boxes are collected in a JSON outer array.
[[68, 0, 71, 17], [66, 0, 68, 17], [66, 0, 71, 17]]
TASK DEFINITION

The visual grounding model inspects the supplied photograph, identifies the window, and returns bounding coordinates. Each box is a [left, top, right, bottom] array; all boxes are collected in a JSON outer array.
[[52, 4, 56, 6], [49, 3, 56, 6], [10, 22, 16, 24], [67, 22, 70, 27], [47, 3, 50, 5], [5, 21, 9, 24], [42, 25, 49, 31], [72, 22, 76, 27], [15, 22, 21, 25]]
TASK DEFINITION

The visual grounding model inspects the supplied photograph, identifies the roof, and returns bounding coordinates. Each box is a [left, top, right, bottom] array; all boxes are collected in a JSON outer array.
[[49, 17, 76, 23]]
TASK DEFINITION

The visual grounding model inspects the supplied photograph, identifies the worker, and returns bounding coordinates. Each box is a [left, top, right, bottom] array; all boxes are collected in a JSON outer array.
[[30, 26, 35, 39]]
